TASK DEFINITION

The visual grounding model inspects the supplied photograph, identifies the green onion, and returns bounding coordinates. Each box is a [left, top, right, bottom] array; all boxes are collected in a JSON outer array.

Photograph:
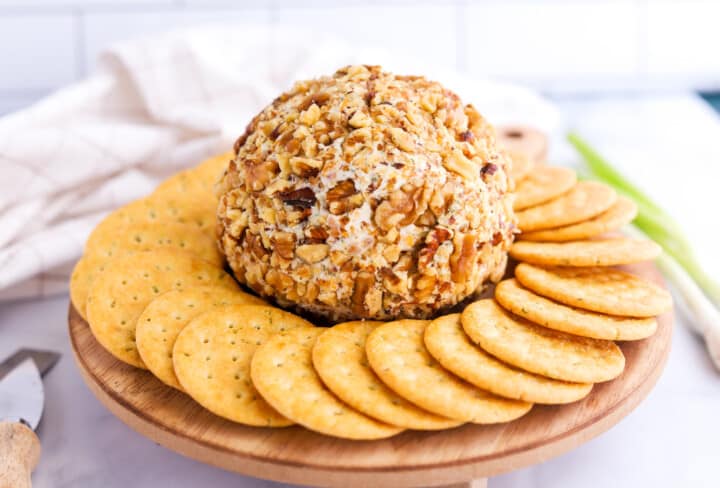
[[567, 132, 720, 369]]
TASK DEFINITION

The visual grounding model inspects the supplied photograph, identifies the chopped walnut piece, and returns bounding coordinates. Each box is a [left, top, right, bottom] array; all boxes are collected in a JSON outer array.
[[300, 103, 321, 126], [304, 225, 329, 243], [450, 233, 477, 283], [351, 272, 375, 315], [278, 187, 316, 208], [296, 244, 329, 263], [389, 127, 415, 152], [290, 156, 322, 177], [326, 179, 357, 202], [272, 232, 296, 260], [348, 111, 372, 128]]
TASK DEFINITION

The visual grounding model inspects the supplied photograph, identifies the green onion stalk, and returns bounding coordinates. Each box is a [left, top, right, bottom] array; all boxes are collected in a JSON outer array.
[[567, 133, 720, 369]]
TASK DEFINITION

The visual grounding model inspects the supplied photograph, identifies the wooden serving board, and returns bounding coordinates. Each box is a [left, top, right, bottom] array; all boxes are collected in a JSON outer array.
[[68, 262, 672, 488]]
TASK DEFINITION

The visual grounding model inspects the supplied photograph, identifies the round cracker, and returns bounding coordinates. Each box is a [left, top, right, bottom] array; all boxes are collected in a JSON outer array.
[[136, 287, 265, 390], [365, 320, 532, 424], [462, 300, 625, 383], [251, 327, 402, 439], [86, 249, 238, 368], [495, 279, 657, 340], [425, 314, 592, 404], [312, 321, 462, 430], [86, 221, 222, 266], [516, 181, 617, 232], [70, 256, 93, 320], [192, 152, 233, 189], [173, 305, 312, 427], [514, 166, 577, 210], [153, 152, 232, 203], [506, 149, 535, 182], [509, 237, 661, 267], [520, 196, 638, 242], [74, 221, 225, 323], [85, 196, 216, 255], [515, 263, 673, 318]]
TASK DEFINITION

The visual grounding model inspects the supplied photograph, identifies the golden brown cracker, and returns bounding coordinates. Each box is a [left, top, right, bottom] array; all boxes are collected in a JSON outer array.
[[251, 327, 403, 439], [365, 320, 532, 423], [509, 237, 661, 267], [85, 196, 216, 256], [75, 221, 224, 319], [173, 305, 312, 426], [312, 321, 462, 430], [515, 263, 673, 318], [516, 181, 617, 232], [495, 279, 657, 340], [153, 152, 232, 203], [425, 314, 592, 404], [506, 149, 535, 182], [519, 196, 638, 242], [70, 256, 93, 320], [86, 221, 222, 266], [462, 299, 625, 383], [85, 249, 238, 368], [514, 166, 577, 210], [136, 287, 265, 390]]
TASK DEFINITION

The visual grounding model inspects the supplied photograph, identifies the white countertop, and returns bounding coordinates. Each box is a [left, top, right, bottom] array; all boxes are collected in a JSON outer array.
[[2, 93, 719, 488]]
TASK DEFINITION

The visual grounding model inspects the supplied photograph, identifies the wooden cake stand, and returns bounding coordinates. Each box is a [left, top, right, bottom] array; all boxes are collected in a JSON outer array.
[[68, 262, 672, 488]]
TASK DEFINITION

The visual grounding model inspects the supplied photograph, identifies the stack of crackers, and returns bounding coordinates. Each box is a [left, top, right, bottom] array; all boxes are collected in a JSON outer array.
[[70, 151, 673, 441]]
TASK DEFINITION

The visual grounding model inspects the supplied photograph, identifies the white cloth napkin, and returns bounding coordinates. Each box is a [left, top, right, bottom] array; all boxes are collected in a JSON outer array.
[[0, 26, 558, 302]]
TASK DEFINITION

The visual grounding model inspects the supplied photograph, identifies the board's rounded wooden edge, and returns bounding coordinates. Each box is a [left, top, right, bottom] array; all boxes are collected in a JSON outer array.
[[68, 264, 673, 488]]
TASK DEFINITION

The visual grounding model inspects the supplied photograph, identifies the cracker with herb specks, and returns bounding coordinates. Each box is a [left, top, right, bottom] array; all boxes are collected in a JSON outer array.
[[425, 314, 592, 404], [313, 321, 462, 430], [85, 249, 238, 368], [251, 328, 403, 439], [85, 196, 216, 255], [365, 320, 532, 424], [71, 221, 225, 320], [462, 299, 625, 383], [153, 152, 232, 203], [495, 279, 657, 340], [509, 237, 661, 267], [516, 181, 616, 232], [519, 196, 638, 242], [515, 263, 673, 318], [173, 305, 312, 427], [136, 287, 265, 390]]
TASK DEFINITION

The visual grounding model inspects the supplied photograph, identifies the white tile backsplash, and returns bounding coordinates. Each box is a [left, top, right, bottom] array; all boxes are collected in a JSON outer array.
[[274, 4, 459, 72], [0, 0, 718, 116], [465, 1, 640, 88], [646, 0, 720, 88], [82, 7, 271, 72], [0, 14, 78, 92]]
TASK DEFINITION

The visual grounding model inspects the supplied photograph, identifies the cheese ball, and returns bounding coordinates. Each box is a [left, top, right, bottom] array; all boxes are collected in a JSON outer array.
[[217, 65, 516, 321]]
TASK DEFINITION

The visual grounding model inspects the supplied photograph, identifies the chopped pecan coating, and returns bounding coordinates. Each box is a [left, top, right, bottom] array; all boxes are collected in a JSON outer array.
[[217, 65, 515, 321], [278, 187, 316, 208]]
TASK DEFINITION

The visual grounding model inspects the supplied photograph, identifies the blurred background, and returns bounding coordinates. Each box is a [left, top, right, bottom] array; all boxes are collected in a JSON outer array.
[[1, 0, 719, 114]]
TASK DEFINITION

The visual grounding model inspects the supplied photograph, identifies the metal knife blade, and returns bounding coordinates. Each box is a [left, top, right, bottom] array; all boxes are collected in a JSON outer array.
[[0, 358, 44, 430], [0, 348, 60, 381]]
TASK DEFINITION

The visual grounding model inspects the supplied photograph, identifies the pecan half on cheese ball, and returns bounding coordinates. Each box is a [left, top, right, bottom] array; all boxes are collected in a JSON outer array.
[[217, 65, 516, 322]]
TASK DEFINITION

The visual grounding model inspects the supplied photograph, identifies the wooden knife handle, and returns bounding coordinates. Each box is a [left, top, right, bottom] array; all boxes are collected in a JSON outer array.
[[0, 421, 40, 488]]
